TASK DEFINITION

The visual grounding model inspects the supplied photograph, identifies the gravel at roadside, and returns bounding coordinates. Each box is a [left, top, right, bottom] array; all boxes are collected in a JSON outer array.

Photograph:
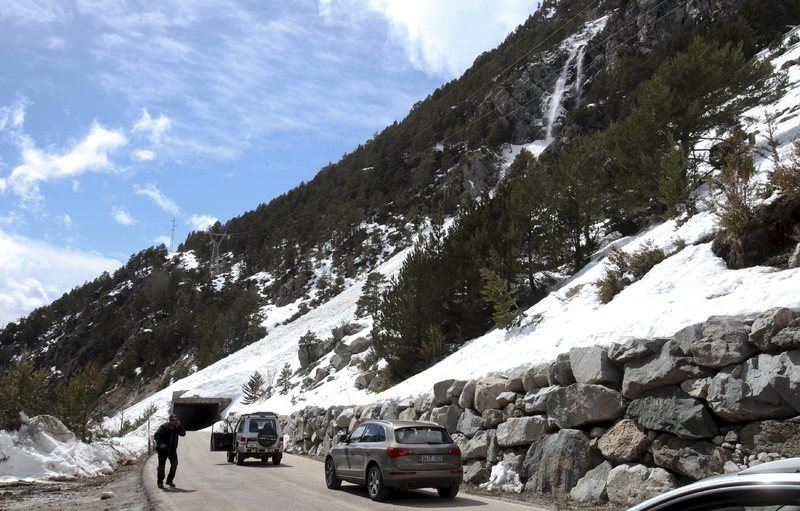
[[0, 459, 152, 511]]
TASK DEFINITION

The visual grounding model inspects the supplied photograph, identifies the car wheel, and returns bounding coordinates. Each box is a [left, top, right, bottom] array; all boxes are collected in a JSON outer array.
[[437, 485, 459, 498], [366, 465, 390, 501], [236, 453, 245, 465], [227, 451, 234, 463], [325, 457, 341, 489], [261, 456, 270, 463], [273, 454, 282, 465]]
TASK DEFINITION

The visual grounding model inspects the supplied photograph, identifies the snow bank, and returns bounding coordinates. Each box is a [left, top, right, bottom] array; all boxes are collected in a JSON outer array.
[[0, 415, 116, 482]]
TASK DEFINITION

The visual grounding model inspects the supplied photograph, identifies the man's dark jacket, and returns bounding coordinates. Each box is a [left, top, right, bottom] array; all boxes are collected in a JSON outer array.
[[154, 422, 186, 453]]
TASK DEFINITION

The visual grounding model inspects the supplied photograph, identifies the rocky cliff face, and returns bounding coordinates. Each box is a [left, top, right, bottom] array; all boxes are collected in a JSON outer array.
[[280, 306, 800, 508]]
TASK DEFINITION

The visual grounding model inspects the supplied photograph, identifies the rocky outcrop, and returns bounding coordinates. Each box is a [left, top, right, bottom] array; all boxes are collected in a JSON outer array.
[[281, 308, 800, 508]]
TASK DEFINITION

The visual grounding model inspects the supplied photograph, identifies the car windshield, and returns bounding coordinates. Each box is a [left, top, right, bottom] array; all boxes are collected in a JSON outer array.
[[394, 427, 452, 444]]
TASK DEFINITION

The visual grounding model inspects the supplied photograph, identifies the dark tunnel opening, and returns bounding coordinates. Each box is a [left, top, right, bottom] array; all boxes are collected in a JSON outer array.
[[170, 395, 231, 431]]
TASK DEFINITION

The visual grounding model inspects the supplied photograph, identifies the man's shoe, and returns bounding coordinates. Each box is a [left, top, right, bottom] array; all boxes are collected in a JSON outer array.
[[166, 482, 176, 488], [157, 483, 164, 489]]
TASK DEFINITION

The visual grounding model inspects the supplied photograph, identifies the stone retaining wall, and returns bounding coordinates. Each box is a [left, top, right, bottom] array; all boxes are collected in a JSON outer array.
[[281, 307, 800, 507]]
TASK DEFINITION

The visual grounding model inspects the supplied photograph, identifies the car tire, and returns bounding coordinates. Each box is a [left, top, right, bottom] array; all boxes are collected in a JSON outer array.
[[273, 454, 282, 465], [366, 465, 390, 501], [325, 457, 341, 489], [227, 451, 235, 463], [236, 453, 245, 466], [261, 456, 270, 463], [437, 485, 459, 498]]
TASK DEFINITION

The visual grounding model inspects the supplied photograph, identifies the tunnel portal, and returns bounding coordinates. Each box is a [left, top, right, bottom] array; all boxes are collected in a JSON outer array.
[[170, 393, 231, 431]]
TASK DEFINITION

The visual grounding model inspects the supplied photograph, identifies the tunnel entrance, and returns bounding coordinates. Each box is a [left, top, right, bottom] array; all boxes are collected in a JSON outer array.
[[170, 392, 231, 431]]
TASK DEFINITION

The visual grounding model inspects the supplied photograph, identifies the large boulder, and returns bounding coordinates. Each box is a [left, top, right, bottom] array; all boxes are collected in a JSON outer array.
[[522, 363, 551, 391], [749, 308, 796, 351], [606, 464, 677, 507], [522, 429, 603, 494], [456, 408, 483, 437], [429, 404, 462, 434], [608, 337, 668, 365], [523, 386, 559, 414], [598, 419, 650, 462], [570, 461, 612, 503], [496, 416, 550, 447], [547, 383, 627, 429], [627, 386, 718, 439], [474, 378, 509, 413], [707, 353, 797, 421], [622, 340, 711, 399], [569, 346, 622, 385], [690, 316, 755, 368], [650, 434, 731, 480], [458, 379, 477, 409]]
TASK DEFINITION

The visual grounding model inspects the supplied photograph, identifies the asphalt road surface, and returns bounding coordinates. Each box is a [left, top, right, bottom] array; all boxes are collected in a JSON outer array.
[[144, 431, 547, 511]]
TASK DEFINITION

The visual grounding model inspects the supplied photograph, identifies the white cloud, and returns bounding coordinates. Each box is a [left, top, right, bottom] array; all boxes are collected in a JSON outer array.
[[0, 99, 27, 132], [0, 229, 121, 325], [0, 1, 71, 25], [131, 149, 156, 161], [6, 122, 127, 205], [133, 109, 171, 144], [46, 37, 65, 50], [187, 214, 218, 232], [61, 214, 72, 226], [133, 183, 179, 215], [321, 0, 540, 77], [111, 206, 136, 225], [154, 235, 171, 247]]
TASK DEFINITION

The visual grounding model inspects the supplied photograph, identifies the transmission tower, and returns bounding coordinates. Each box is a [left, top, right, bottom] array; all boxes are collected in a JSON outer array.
[[208, 232, 229, 276], [169, 217, 176, 252]]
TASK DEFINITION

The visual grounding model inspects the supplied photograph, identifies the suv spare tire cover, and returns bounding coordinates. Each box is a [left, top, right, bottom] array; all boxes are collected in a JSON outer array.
[[257, 424, 278, 446]]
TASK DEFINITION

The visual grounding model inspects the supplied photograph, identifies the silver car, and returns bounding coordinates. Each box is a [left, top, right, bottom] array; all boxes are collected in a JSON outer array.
[[627, 457, 800, 511], [210, 412, 284, 465], [324, 419, 463, 501]]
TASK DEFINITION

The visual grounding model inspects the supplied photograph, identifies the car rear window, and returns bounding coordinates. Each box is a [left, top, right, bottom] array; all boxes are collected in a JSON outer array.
[[249, 419, 276, 433], [394, 427, 452, 444]]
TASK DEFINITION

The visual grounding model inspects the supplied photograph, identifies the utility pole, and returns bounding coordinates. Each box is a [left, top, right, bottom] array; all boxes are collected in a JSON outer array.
[[208, 232, 229, 276], [169, 217, 176, 252]]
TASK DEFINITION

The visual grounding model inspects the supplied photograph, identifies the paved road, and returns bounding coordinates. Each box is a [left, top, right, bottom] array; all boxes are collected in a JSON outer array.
[[144, 431, 546, 510]]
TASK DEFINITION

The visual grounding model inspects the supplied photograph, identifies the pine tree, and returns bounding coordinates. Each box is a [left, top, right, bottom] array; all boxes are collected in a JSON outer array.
[[241, 371, 266, 405], [770, 138, 800, 201], [277, 363, 293, 395], [57, 363, 104, 441], [355, 271, 386, 318], [479, 268, 524, 329], [0, 356, 50, 431], [714, 128, 759, 241]]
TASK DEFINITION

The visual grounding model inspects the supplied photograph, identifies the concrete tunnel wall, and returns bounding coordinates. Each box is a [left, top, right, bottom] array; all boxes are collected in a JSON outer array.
[[170, 393, 231, 431]]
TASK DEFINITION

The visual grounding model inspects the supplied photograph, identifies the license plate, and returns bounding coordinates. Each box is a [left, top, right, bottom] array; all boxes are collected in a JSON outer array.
[[419, 455, 442, 463]]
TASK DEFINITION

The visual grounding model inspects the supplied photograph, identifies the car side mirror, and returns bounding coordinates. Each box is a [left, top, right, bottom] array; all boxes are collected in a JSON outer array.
[[337, 433, 349, 444]]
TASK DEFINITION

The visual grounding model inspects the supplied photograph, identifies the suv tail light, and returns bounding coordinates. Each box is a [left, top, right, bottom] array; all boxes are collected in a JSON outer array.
[[387, 447, 414, 458], [449, 447, 461, 456], [279, 436, 284, 444], [240, 436, 247, 443]]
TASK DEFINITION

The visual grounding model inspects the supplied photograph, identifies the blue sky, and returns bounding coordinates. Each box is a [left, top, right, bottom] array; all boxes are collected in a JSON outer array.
[[0, 0, 540, 325]]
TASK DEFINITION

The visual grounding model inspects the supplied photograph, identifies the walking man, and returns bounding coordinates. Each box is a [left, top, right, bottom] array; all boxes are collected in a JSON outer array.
[[154, 414, 186, 488]]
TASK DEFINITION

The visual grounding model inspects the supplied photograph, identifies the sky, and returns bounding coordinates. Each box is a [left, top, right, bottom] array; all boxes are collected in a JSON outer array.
[[2, 25, 800, 483], [0, 0, 541, 326]]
